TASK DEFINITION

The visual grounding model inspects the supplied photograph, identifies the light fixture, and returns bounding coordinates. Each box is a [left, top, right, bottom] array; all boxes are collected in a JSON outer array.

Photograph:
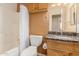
[[63, 3, 68, 5], [57, 3, 61, 6], [51, 4, 56, 7], [69, 3, 74, 7]]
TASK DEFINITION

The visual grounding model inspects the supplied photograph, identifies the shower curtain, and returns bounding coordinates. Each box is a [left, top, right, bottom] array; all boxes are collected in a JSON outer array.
[[19, 5, 29, 54]]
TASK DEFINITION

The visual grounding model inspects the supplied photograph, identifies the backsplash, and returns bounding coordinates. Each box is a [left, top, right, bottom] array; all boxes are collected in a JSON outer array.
[[48, 31, 77, 36]]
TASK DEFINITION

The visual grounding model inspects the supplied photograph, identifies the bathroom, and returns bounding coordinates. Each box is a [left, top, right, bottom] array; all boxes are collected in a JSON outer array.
[[0, 3, 79, 56]]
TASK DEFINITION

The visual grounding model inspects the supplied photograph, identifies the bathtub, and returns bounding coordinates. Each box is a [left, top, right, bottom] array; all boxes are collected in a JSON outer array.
[[0, 46, 37, 56], [0, 47, 19, 56]]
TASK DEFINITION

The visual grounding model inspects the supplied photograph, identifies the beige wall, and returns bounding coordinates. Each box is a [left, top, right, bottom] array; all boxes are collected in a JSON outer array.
[[0, 4, 19, 53], [30, 12, 49, 36]]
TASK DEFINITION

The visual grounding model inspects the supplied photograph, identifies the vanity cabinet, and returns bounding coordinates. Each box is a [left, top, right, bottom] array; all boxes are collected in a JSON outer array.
[[47, 49, 69, 56], [46, 38, 79, 56], [27, 3, 48, 13]]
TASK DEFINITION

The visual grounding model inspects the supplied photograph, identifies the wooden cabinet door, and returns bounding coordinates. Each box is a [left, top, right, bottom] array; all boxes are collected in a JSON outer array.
[[47, 39, 73, 52], [47, 49, 69, 56], [38, 3, 48, 10], [27, 4, 34, 13], [27, 3, 48, 13], [33, 3, 39, 10], [17, 3, 20, 12], [27, 4, 39, 13], [72, 42, 79, 52]]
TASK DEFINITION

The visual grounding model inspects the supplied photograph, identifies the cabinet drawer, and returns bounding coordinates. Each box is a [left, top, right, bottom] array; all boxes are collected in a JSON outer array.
[[47, 40, 73, 51], [47, 49, 69, 56]]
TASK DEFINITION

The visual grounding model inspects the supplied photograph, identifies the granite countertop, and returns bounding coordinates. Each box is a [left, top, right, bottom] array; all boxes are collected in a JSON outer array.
[[45, 34, 79, 42]]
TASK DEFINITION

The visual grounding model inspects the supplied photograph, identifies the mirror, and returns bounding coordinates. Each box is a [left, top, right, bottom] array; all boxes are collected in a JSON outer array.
[[62, 4, 76, 33], [48, 3, 62, 33], [52, 14, 61, 32], [76, 4, 79, 34], [48, 3, 77, 34]]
